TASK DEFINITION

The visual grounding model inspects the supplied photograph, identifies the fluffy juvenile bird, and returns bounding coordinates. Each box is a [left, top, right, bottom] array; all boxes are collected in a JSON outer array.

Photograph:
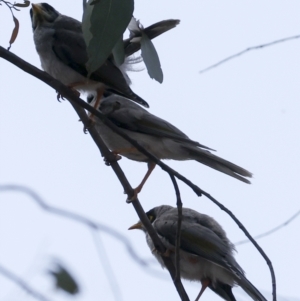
[[30, 2, 179, 107], [88, 94, 252, 197], [129, 205, 267, 301]]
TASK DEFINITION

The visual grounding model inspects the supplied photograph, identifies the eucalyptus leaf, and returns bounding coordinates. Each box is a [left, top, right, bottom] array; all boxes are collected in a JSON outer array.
[[141, 33, 163, 83], [112, 36, 125, 66], [82, 1, 93, 47], [82, 0, 134, 75]]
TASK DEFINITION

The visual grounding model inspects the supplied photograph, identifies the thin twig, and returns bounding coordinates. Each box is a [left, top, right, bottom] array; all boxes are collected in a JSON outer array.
[[0, 264, 52, 301], [169, 175, 182, 283], [236, 209, 300, 246], [199, 34, 300, 74]]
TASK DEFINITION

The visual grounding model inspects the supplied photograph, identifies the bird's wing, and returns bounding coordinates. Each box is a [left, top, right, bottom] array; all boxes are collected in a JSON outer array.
[[183, 209, 235, 248], [100, 97, 213, 149], [52, 25, 133, 89], [154, 208, 267, 301], [154, 214, 234, 270], [90, 59, 138, 96], [52, 26, 89, 76]]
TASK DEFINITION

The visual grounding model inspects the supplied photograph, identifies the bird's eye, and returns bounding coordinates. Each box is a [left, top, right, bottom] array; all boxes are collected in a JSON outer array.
[[148, 215, 154, 222]]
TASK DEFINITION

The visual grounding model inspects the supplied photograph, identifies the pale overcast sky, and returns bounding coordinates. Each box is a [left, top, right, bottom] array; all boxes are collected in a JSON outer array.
[[1, 1, 300, 301]]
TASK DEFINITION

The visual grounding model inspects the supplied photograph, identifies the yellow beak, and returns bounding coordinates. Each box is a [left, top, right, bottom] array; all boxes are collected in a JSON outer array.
[[31, 3, 43, 15], [128, 221, 143, 230]]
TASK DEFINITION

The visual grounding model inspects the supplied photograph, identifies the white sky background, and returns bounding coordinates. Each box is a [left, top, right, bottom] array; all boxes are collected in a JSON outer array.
[[1, 0, 300, 301]]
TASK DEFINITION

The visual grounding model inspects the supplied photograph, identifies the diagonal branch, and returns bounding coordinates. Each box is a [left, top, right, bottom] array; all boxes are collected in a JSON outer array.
[[199, 34, 300, 74]]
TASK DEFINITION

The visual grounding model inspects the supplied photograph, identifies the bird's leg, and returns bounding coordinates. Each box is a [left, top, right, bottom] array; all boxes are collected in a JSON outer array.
[[195, 279, 211, 301], [84, 86, 106, 133], [127, 162, 156, 202]]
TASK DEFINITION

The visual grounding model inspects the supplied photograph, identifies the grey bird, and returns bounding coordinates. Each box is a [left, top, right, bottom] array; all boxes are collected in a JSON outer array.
[[30, 2, 179, 107], [129, 205, 267, 301], [88, 94, 252, 198]]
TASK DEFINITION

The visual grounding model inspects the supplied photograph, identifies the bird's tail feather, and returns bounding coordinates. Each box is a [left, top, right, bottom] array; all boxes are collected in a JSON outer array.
[[236, 274, 267, 301], [182, 145, 252, 184]]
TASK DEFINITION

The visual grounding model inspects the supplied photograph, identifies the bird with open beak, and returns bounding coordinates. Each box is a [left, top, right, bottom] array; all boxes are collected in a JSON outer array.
[[129, 205, 267, 301]]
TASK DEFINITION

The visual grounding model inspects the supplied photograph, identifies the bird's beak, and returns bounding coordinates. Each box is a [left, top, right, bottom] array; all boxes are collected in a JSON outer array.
[[31, 3, 43, 15], [128, 221, 143, 230], [31, 3, 46, 30]]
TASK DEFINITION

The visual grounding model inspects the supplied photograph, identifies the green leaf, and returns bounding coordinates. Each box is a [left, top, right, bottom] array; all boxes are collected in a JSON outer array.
[[82, 2, 94, 49], [140, 32, 163, 83], [49, 264, 79, 295], [112, 36, 125, 66], [82, 0, 134, 75]]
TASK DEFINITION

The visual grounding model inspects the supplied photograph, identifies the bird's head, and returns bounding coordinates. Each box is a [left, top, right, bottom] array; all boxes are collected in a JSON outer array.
[[128, 205, 172, 232], [30, 3, 60, 30], [128, 209, 157, 232]]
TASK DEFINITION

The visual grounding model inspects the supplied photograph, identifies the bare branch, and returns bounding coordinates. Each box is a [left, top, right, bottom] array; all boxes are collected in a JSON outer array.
[[199, 34, 300, 74], [0, 264, 52, 301], [236, 209, 300, 246]]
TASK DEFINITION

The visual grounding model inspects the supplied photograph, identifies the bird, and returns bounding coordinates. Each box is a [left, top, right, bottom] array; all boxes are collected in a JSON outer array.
[[88, 94, 252, 198], [129, 205, 267, 301], [30, 2, 179, 108]]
